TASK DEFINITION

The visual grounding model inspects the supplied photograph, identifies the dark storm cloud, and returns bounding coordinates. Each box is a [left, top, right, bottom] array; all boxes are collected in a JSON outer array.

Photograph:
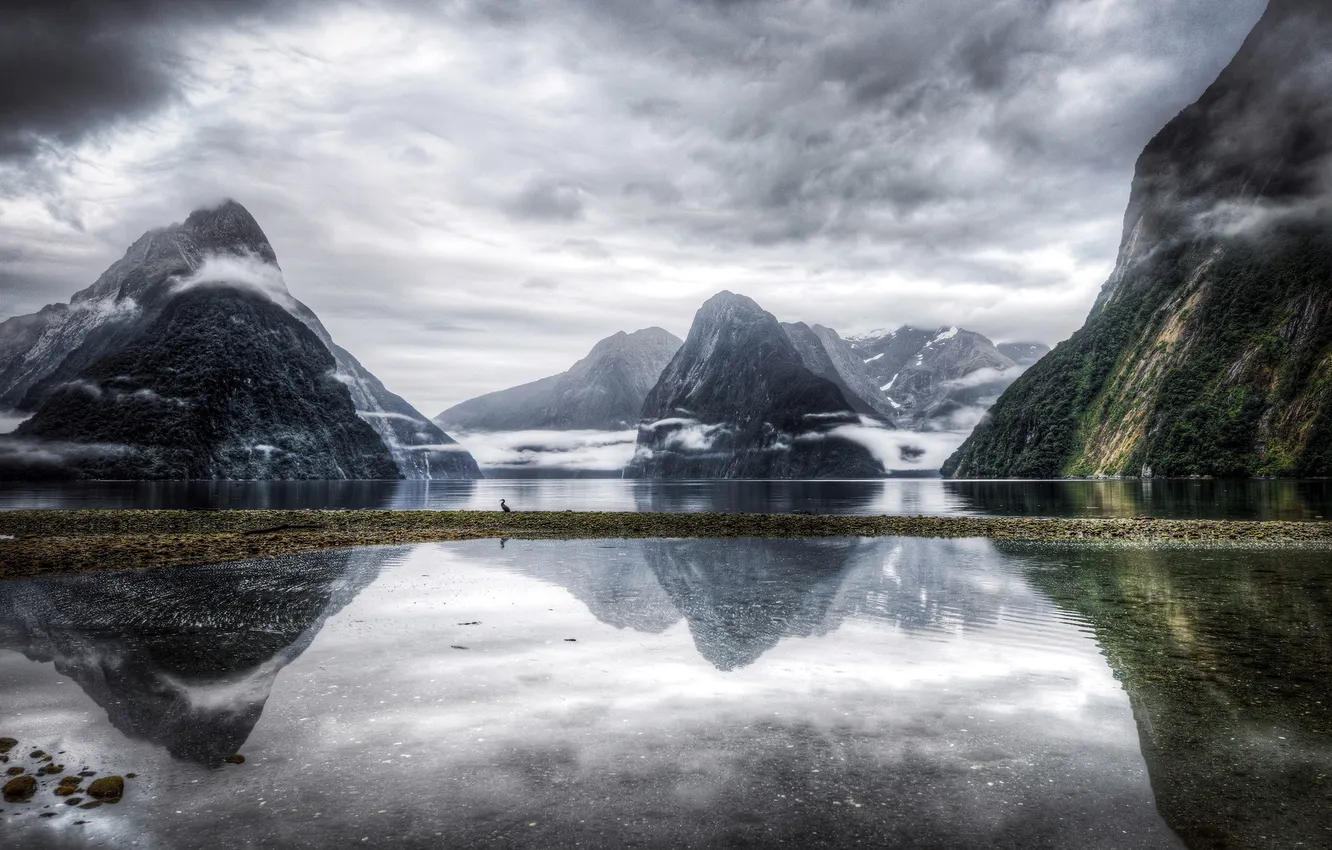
[[0, 0, 291, 163]]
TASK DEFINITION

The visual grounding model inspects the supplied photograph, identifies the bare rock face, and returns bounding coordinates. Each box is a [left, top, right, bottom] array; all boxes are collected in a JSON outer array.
[[0, 200, 479, 480], [947, 0, 1332, 478], [625, 291, 884, 479], [435, 327, 683, 432]]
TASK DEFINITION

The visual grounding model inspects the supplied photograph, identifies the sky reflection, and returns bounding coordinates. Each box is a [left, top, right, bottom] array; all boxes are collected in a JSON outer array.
[[0, 539, 1181, 848]]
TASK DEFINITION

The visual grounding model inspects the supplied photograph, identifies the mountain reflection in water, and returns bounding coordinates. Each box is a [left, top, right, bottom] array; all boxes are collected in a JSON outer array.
[[1, 537, 1319, 848], [0, 548, 404, 765]]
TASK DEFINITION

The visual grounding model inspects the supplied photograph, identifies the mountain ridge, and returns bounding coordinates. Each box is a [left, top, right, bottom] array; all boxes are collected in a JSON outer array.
[[434, 326, 683, 432]]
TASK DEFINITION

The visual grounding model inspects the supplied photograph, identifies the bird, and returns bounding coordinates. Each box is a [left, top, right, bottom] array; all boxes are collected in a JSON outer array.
[[500, 499, 511, 513]]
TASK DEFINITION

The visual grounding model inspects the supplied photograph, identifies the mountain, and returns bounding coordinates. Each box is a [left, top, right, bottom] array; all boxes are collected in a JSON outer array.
[[781, 322, 898, 420], [434, 327, 682, 432], [946, 0, 1332, 478], [625, 291, 884, 479], [996, 342, 1052, 367], [0, 200, 480, 480], [848, 326, 1027, 429]]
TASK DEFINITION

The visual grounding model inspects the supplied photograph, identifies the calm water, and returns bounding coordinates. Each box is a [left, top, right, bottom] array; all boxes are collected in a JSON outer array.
[[2, 539, 1329, 848], [1, 478, 1330, 519]]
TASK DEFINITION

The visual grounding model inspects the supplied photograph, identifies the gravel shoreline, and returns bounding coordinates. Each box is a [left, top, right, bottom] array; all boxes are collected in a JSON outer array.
[[1, 509, 1329, 580]]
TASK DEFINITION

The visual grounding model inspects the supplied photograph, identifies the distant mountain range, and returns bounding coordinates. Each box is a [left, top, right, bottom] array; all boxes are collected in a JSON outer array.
[[0, 202, 1059, 482], [441, 314, 1047, 440], [946, 0, 1332, 478], [432, 293, 1051, 477], [847, 327, 1048, 429], [434, 327, 682, 432], [0, 201, 480, 480]]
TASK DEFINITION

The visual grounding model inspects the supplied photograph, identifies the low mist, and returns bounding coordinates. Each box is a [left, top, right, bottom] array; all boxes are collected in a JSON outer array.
[[172, 253, 295, 310], [453, 429, 637, 473]]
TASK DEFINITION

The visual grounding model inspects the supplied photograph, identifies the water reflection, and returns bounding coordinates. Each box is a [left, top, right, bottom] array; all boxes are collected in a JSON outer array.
[[0, 548, 402, 765], [948, 478, 1332, 521], [516, 538, 1026, 671], [1012, 544, 1332, 850], [0, 538, 1184, 848], [2, 477, 1330, 519]]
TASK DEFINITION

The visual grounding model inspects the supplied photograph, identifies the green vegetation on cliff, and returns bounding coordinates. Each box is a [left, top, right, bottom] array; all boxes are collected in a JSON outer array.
[[946, 0, 1332, 479]]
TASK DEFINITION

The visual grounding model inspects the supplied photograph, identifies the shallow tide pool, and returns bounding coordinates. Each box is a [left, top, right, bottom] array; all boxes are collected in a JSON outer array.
[[1, 538, 1328, 848]]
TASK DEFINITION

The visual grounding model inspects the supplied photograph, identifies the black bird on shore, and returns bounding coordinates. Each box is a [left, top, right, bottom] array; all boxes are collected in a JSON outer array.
[[500, 499, 511, 513]]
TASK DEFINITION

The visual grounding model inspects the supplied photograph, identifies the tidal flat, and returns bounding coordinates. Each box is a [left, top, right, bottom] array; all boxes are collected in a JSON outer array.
[[1, 509, 1331, 580]]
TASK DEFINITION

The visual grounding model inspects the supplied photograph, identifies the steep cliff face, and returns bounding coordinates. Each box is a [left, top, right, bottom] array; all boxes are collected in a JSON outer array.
[[0, 200, 479, 479], [434, 327, 682, 432], [625, 291, 884, 479], [946, 0, 1332, 478]]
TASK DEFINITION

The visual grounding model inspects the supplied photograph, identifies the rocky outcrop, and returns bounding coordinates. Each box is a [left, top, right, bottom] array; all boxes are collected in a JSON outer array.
[[946, 0, 1332, 478], [625, 291, 884, 479], [434, 327, 682, 432]]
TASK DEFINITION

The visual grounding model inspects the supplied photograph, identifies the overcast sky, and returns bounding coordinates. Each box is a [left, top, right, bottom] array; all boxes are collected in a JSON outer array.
[[0, 0, 1267, 414]]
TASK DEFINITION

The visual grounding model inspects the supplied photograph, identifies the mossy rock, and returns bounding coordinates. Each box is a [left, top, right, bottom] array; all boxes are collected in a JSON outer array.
[[28, 750, 45, 759], [0, 738, 16, 754], [86, 776, 124, 800], [54, 785, 81, 797], [223, 754, 245, 765], [3, 775, 37, 801], [6, 766, 24, 776], [64, 797, 84, 806], [58, 776, 81, 787]]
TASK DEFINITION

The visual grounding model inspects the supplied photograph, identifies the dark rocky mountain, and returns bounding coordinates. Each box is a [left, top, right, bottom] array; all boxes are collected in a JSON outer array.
[[996, 342, 1052, 367], [849, 326, 1026, 429], [781, 322, 897, 420], [0, 547, 398, 765], [0, 200, 479, 480], [947, 0, 1332, 478], [625, 291, 884, 479], [12, 287, 402, 479], [434, 327, 682, 432]]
